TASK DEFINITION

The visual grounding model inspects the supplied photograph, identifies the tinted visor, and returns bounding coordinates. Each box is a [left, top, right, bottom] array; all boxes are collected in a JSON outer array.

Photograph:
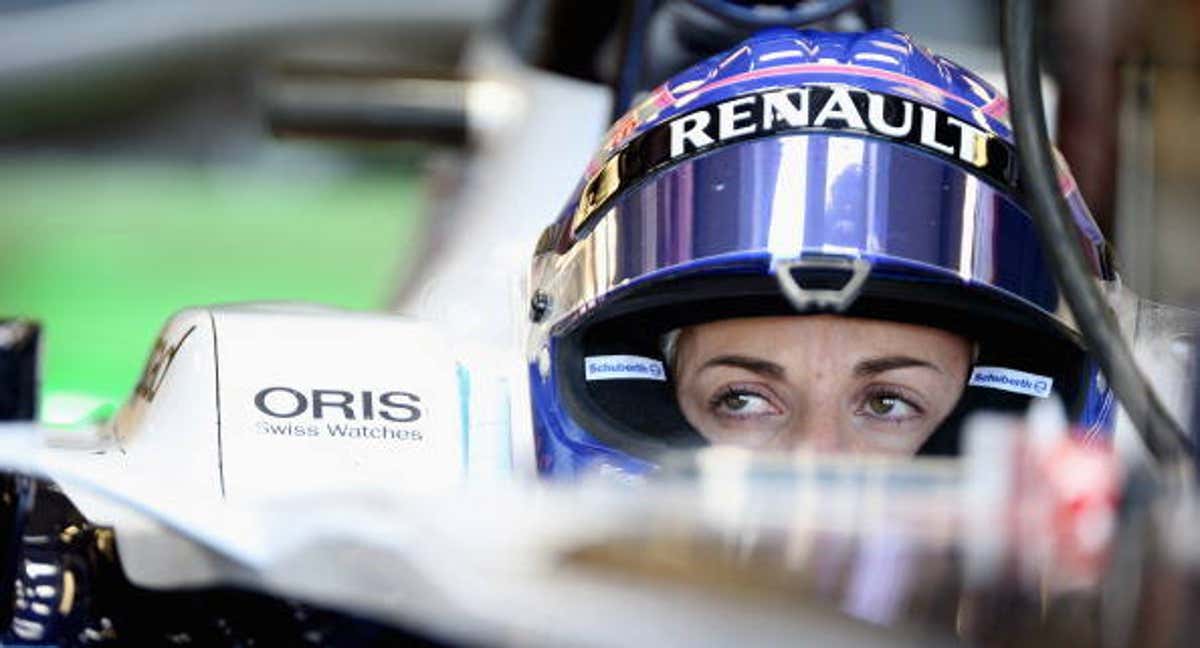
[[541, 134, 1103, 331]]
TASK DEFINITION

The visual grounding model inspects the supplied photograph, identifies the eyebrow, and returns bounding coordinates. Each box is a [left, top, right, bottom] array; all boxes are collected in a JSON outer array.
[[698, 355, 785, 379], [853, 355, 940, 376], [696, 354, 941, 380]]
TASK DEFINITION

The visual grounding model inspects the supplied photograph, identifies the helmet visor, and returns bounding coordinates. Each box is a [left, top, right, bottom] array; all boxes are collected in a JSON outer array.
[[541, 134, 1105, 331]]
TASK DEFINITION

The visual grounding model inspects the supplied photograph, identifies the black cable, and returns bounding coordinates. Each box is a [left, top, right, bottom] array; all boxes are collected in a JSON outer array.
[[1002, 0, 1193, 478], [687, 0, 861, 28], [856, 0, 890, 29], [612, 0, 658, 122]]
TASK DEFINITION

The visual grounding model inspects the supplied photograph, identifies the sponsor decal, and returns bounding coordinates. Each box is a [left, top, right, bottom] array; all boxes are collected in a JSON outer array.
[[135, 325, 196, 402], [253, 420, 423, 441], [586, 82, 677, 178], [252, 387, 424, 440], [968, 366, 1053, 398], [585, 355, 666, 382], [572, 83, 1015, 236]]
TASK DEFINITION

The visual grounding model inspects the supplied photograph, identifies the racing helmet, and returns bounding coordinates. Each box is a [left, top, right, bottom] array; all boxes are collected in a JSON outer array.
[[526, 28, 1117, 478]]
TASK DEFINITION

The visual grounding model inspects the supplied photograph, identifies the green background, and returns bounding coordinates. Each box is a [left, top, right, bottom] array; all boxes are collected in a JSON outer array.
[[0, 157, 424, 423]]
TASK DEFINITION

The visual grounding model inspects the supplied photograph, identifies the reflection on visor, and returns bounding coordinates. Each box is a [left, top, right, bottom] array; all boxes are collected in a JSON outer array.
[[540, 134, 1105, 327]]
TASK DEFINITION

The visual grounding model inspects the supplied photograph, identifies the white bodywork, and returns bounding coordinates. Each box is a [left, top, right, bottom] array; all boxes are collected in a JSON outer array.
[[17, 303, 526, 585], [103, 303, 520, 503]]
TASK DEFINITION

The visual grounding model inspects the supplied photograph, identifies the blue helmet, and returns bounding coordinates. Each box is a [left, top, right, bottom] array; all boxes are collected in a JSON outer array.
[[526, 28, 1116, 479]]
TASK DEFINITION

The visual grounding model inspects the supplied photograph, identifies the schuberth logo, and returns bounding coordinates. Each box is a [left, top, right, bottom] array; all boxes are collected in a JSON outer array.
[[572, 83, 1016, 235], [584, 355, 666, 381], [968, 366, 1053, 398]]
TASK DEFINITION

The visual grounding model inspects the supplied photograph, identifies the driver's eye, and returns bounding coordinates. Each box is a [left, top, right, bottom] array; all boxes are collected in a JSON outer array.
[[709, 387, 780, 419], [860, 391, 922, 421], [866, 394, 899, 415], [720, 393, 755, 411]]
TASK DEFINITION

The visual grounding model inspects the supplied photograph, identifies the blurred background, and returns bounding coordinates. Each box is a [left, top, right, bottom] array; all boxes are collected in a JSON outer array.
[[1, 0, 1197, 426]]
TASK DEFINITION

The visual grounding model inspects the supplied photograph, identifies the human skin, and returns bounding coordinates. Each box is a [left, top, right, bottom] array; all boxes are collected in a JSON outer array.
[[671, 315, 972, 455]]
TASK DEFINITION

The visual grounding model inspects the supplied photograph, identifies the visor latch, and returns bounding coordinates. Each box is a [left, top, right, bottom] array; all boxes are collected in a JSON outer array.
[[772, 255, 872, 313]]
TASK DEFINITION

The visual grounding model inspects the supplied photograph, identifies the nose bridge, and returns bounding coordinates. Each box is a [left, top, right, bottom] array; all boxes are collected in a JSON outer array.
[[776, 319, 854, 453], [785, 389, 849, 452]]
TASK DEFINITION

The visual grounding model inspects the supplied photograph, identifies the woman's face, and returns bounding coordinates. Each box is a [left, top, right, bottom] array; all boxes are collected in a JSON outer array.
[[672, 315, 972, 456]]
